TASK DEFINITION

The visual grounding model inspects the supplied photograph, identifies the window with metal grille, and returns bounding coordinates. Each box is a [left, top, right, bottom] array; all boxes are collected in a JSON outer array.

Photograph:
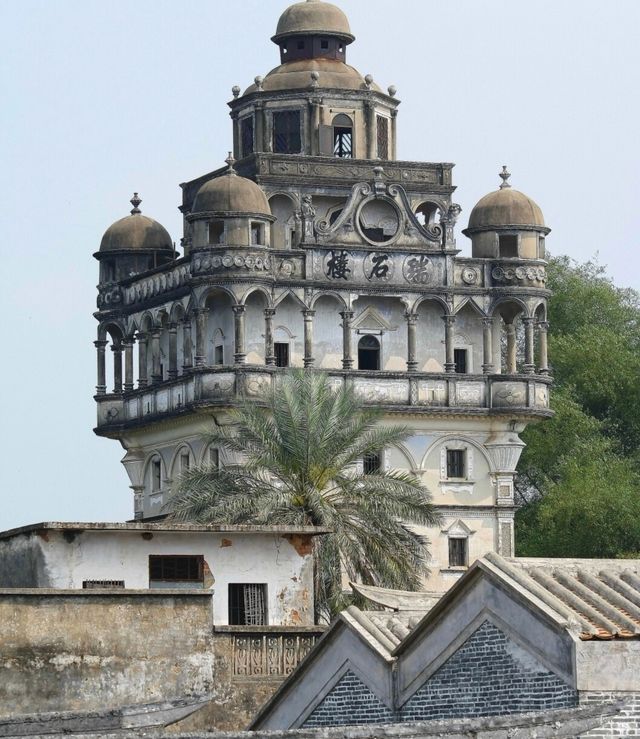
[[83, 580, 125, 589], [447, 449, 466, 479], [228, 583, 268, 625], [376, 115, 389, 159], [363, 451, 381, 475], [333, 127, 353, 158], [240, 116, 254, 158], [149, 555, 203, 584], [273, 111, 301, 154], [274, 342, 290, 367], [454, 348, 468, 374], [448, 538, 468, 567]]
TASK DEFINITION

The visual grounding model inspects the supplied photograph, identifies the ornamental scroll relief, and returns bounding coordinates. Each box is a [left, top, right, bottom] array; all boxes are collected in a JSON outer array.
[[233, 633, 318, 677]]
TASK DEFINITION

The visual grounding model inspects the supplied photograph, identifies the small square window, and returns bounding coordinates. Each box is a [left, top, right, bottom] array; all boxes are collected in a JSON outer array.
[[498, 234, 518, 258], [274, 342, 289, 368], [448, 538, 468, 567], [447, 449, 465, 479], [454, 348, 468, 374], [215, 345, 224, 365], [321, 38, 329, 50], [229, 583, 267, 625]]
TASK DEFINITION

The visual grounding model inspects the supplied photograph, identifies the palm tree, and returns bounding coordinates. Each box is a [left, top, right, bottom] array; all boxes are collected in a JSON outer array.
[[166, 370, 440, 619]]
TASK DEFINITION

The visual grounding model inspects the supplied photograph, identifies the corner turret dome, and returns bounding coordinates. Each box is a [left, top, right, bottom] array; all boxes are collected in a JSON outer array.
[[99, 194, 173, 253], [272, 0, 354, 45], [465, 168, 545, 234], [192, 160, 271, 216]]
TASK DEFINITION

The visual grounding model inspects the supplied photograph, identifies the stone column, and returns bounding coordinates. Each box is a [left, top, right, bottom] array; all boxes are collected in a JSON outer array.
[[168, 323, 178, 380], [94, 339, 107, 395], [195, 309, 207, 367], [151, 329, 162, 383], [231, 112, 239, 159], [264, 308, 276, 366], [255, 102, 265, 152], [123, 337, 134, 391], [137, 332, 148, 388], [505, 323, 517, 374], [538, 321, 550, 374], [523, 317, 536, 374], [443, 315, 456, 373], [340, 310, 354, 370], [233, 305, 246, 365], [112, 344, 123, 394], [405, 312, 418, 372], [390, 109, 398, 161], [482, 318, 494, 374], [182, 318, 193, 371], [303, 310, 315, 368]]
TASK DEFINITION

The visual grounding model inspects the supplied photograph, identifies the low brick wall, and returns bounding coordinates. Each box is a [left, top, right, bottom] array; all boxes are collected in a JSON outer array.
[[579, 691, 640, 738]]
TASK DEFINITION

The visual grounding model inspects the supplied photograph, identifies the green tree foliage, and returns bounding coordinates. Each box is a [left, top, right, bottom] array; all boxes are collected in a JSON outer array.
[[516, 257, 640, 557], [166, 370, 440, 619]]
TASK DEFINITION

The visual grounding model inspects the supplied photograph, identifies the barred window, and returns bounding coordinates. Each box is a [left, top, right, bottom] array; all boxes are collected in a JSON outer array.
[[363, 451, 381, 475], [273, 111, 301, 154], [447, 449, 466, 479], [240, 116, 254, 158], [151, 458, 162, 491], [454, 349, 468, 374], [274, 342, 290, 368], [83, 580, 125, 589], [149, 555, 203, 586], [229, 583, 267, 625], [376, 115, 389, 159], [448, 538, 468, 567]]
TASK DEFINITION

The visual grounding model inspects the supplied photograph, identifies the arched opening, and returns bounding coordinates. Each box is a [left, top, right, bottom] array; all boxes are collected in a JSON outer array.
[[495, 301, 526, 374], [415, 201, 440, 227], [244, 290, 269, 365], [313, 294, 344, 368], [415, 299, 447, 372], [205, 290, 234, 367], [358, 335, 380, 371], [332, 114, 353, 159], [274, 295, 304, 367], [269, 194, 297, 249]]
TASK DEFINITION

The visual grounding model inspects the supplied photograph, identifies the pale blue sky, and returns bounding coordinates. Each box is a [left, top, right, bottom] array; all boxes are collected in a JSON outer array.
[[1, 0, 639, 530]]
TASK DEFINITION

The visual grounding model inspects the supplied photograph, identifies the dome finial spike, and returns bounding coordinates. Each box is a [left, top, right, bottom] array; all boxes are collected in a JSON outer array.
[[225, 152, 237, 174], [499, 165, 511, 189], [130, 192, 142, 214]]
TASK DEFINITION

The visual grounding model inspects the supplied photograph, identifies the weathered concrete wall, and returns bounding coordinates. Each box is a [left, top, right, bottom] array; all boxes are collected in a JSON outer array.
[[0, 529, 314, 626], [0, 591, 322, 728]]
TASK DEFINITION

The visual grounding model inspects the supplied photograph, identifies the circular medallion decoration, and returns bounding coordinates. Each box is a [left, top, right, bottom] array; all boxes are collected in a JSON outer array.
[[357, 199, 400, 245], [211, 256, 222, 268], [461, 267, 478, 285], [363, 252, 395, 282], [234, 256, 244, 267], [222, 255, 234, 268], [255, 257, 263, 269], [245, 256, 255, 269]]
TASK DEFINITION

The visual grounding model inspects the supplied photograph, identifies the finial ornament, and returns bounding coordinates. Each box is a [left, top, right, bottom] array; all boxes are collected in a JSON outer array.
[[225, 152, 237, 174], [231, 85, 241, 99], [364, 74, 374, 90], [254, 75, 264, 92], [499, 166, 512, 189], [130, 192, 142, 214]]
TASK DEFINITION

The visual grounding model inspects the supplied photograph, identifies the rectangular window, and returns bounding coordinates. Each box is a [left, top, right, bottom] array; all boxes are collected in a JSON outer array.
[[273, 111, 301, 154], [274, 342, 290, 368], [376, 115, 389, 159], [151, 459, 162, 491], [149, 555, 204, 588], [209, 447, 220, 469], [251, 222, 264, 245], [454, 348, 468, 374], [448, 538, 468, 567], [209, 220, 225, 245], [447, 449, 465, 479], [82, 580, 125, 589], [363, 451, 381, 475], [228, 583, 267, 625], [240, 116, 254, 158], [333, 127, 353, 158], [215, 345, 224, 365], [180, 453, 190, 473], [498, 234, 518, 258]]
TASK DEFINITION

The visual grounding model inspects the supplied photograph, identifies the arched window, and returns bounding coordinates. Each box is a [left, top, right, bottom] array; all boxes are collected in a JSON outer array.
[[332, 114, 353, 158], [358, 335, 380, 370]]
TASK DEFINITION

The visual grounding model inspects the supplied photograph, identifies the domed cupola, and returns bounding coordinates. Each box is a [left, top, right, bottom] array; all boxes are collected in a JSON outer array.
[[463, 167, 550, 260], [188, 155, 274, 249], [96, 193, 175, 284]]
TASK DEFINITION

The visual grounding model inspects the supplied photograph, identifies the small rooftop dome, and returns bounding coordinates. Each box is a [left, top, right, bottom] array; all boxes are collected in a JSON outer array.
[[192, 156, 271, 216], [99, 194, 173, 253], [273, 0, 354, 45], [465, 167, 546, 233]]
